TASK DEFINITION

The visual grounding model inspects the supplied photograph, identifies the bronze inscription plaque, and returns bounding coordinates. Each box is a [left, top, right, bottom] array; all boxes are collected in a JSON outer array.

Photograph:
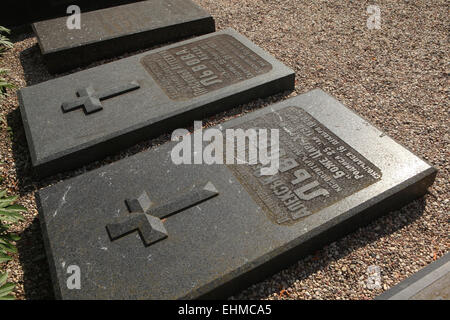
[[228, 107, 382, 225], [141, 34, 273, 100]]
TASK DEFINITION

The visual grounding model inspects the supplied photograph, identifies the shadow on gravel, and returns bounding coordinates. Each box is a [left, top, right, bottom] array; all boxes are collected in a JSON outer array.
[[19, 44, 53, 87], [233, 197, 428, 300], [17, 218, 54, 300], [8, 30, 54, 87], [9, 28, 33, 42], [5, 108, 35, 197]]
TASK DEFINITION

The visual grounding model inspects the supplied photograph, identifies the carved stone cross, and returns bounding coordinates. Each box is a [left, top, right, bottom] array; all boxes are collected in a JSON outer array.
[[61, 81, 140, 114], [106, 182, 219, 246]]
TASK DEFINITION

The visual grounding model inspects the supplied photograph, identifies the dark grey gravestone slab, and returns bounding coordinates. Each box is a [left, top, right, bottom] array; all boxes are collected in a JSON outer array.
[[33, 0, 215, 73], [36, 89, 437, 299], [1, 0, 145, 28], [18, 28, 295, 177], [376, 253, 449, 300]]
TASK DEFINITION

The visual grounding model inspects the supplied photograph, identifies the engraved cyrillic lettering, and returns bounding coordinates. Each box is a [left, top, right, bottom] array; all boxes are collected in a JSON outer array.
[[141, 34, 273, 100], [228, 107, 382, 225]]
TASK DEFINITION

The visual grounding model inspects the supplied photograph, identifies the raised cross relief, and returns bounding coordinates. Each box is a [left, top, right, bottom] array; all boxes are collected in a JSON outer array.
[[106, 182, 219, 246], [61, 81, 140, 115]]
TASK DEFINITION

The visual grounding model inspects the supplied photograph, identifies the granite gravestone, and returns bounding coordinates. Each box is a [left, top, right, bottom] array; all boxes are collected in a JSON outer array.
[[36, 89, 437, 299], [19, 28, 295, 177], [33, 0, 216, 73], [1, 0, 145, 28]]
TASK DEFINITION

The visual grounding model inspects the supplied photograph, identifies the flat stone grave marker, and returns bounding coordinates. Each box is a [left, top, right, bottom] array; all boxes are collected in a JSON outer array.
[[1, 0, 145, 28], [19, 28, 295, 177], [36, 89, 437, 299], [33, 0, 216, 73]]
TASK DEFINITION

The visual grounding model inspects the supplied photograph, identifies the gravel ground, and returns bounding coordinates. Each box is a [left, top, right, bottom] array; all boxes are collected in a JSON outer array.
[[0, 0, 448, 300]]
